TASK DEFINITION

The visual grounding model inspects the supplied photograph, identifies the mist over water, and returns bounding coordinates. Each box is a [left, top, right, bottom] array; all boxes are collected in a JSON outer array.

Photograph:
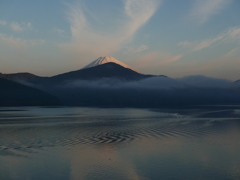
[[43, 75, 240, 107], [1, 106, 240, 180], [57, 75, 236, 89]]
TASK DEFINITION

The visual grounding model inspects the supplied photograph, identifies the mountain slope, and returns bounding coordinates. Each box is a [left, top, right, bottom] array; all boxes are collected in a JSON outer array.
[[82, 56, 141, 73], [0, 77, 62, 106], [49, 62, 156, 85], [3, 72, 47, 84]]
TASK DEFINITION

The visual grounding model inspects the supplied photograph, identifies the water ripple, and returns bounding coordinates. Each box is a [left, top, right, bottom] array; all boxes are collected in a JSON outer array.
[[0, 115, 235, 157]]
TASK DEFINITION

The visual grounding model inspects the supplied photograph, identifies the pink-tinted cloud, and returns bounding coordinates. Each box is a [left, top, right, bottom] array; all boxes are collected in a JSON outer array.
[[10, 22, 32, 32], [59, 0, 161, 65], [0, 20, 7, 26], [189, 0, 232, 24], [0, 33, 44, 49], [178, 26, 240, 51], [131, 51, 182, 70]]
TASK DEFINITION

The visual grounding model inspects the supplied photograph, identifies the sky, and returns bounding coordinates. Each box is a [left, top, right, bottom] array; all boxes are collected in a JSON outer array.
[[0, 0, 240, 80]]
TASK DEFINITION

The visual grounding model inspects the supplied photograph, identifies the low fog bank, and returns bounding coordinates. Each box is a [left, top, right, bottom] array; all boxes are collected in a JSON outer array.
[[61, 75, 237, 90], [42, 75, 240, 107]]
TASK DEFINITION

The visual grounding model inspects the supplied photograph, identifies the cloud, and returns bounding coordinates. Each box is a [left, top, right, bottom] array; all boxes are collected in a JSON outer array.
[[0, 20, 7, 26], [222, 47, 240, 58], [222, 26, 240, 43], [131, 51, 182, 70], [59, 0, 160, 60], [189, 0, 232, 24], [10, 22, 32, 32], [0, 33, 44, 49], [185, 47, 240, 80], [62, 76, 182, 90], [177, 75, 232, 89], [126, 45, 148, 54], [178, 37, 221, 51], [178, 26, 240, 51], [163, 54, 182, 63], [21, 73, 240, 106], [53, 27, 67, 38], [53, 28, 65, 34], [124, 0, 160, 37], [50, 75, 240, 106], [0, 33, 28, 48]]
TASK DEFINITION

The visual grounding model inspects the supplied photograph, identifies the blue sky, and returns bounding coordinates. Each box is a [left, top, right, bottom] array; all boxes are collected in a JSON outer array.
[[0, 0, 240, 80]]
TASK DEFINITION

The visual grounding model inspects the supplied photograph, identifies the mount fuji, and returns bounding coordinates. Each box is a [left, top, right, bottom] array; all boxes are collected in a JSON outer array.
[[47, 57, 158, 84], [3, 57, 160, 85], [82, 57, 142, 74]]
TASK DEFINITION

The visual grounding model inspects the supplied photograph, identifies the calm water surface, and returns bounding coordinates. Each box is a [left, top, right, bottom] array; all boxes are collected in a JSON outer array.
[[0, 106, 240, 180]]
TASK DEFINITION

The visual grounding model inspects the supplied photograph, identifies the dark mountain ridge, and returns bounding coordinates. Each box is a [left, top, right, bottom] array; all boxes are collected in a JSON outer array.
[[3, 72, 47, 85], [0, 77, 62, 106]]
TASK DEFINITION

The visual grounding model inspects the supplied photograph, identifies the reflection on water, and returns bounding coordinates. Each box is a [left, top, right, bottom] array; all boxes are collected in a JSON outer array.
[[0, 106, 240, 180]]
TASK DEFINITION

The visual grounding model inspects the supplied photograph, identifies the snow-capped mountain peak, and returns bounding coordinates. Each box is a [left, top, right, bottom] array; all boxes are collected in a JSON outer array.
[[82, 57, 141, 74]]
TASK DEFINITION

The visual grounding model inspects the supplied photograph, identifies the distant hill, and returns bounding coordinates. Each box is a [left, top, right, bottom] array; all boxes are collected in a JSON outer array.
[[0, 77, 62, 106], [3, 72, 48, 85]]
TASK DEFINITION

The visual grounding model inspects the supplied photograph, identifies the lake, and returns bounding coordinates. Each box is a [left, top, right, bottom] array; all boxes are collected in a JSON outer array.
[[1, 106, 240, 180]]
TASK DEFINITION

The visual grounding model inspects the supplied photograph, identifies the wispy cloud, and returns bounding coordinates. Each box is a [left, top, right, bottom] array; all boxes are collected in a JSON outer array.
[[124, 0, 160, 38], [189, 0, 232, 24], [0, 33, 44, 49], [10, 22, 32, 32], [131, 51, 182, 71], [60, 0, 160, 62], [178, 37, 221, 51], [178, 26, 240, 51], [164, 54, 183, 63], [0, 33, 28, 48], [126, 45, 148, 54], [53, 27, 67, 38], [0, 20, 7, 26], [222, 47, 240, 58], [53, 28, 65, 34], [185, 47, 240, 80], [222, 27, 240, 43]]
